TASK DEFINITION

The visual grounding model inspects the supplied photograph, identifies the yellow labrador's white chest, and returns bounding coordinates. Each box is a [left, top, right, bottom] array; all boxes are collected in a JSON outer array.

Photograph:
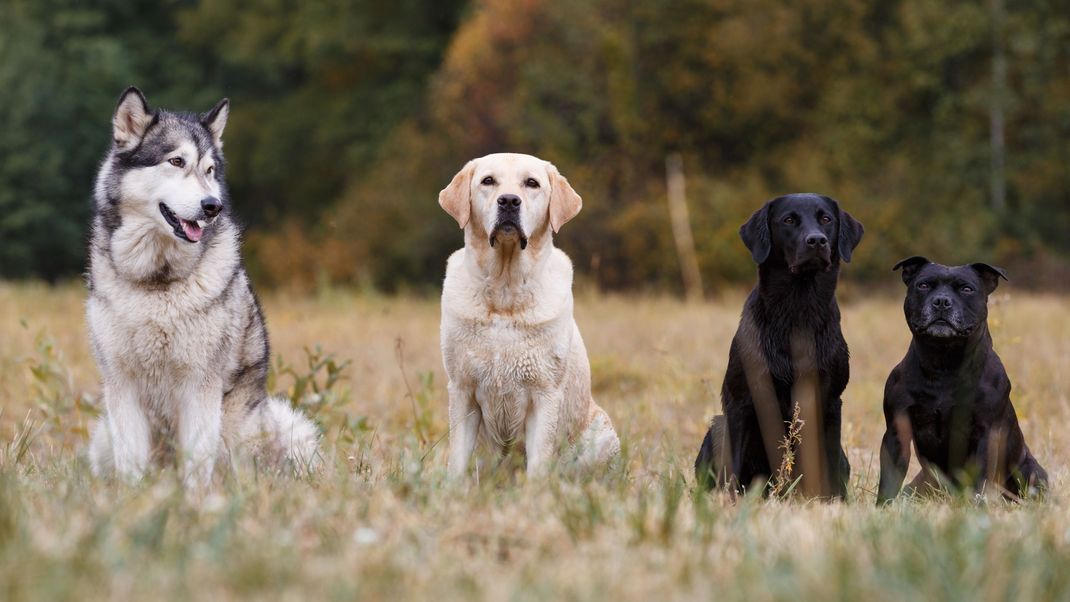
[[444, 314, 567, 445]]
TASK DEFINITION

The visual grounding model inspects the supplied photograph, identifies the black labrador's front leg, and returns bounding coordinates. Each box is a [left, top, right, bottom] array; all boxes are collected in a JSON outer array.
[[823, 399, 850, 499]]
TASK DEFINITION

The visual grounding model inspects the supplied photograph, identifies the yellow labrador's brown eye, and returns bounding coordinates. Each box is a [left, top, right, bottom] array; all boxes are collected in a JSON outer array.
[[481, 176, 495, 186], [821, 215, 832, 224], [525, 178, 540, 188], [168, 157, 185, 168]]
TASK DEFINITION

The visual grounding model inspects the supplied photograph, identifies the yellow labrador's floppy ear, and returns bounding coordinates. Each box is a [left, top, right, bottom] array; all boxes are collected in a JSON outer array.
[[547, 163, 582, 233], [439, 160, 475, 229], [112, 86, 156, 151]]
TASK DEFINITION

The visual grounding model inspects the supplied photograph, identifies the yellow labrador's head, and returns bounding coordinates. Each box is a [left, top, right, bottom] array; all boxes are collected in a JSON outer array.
[[439, 153, 582, 250]]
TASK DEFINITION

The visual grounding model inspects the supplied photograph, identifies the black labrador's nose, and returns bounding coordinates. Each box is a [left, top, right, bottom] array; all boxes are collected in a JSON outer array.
[[806, 234, 828, 248], [931, 295, 953, 310], [497, 194, 522, 209], [201, 197, 223, 218]]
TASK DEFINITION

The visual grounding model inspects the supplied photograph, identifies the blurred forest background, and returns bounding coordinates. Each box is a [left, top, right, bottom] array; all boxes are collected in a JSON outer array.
[[1, 0, 1067, 293]]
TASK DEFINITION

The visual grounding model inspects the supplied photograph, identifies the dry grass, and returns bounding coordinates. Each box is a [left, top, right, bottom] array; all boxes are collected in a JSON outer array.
[[1, 281, 1069, 601]]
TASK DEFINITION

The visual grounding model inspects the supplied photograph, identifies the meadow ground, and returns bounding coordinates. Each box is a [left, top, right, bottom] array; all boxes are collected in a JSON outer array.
[[1, 282, 1069, 600]]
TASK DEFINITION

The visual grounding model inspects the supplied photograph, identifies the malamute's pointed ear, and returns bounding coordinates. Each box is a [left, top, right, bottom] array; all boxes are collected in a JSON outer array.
[[113, 86, 155, 150], [439, 160, 475, 229], [547, 162, 582, 233], [201, 98, 230, 148]]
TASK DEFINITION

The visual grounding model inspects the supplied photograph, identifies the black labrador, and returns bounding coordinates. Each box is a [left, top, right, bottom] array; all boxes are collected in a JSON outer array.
[[876, 257, 1047, 503], [695, 194, 864, 498]]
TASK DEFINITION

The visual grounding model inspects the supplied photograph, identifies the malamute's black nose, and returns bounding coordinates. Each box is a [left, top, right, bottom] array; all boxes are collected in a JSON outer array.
[[201, 197, 223, 218], [497, 194, 521, 208]]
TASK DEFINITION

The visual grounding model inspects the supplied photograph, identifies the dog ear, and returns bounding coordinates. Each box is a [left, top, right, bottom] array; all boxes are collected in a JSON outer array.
[[822, 196, 864, 263], [547, 162, 582, 233], [112, 86, 155, 151], [439, 160, 475, 229], [739, 202, 771, 264], [201, 98, 230, 148], [970, 262, 1008, 295], [892, 256, 931, 284]]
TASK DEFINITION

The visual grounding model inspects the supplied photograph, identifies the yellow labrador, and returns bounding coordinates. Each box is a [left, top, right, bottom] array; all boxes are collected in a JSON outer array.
[[439, 153, 620, 478]]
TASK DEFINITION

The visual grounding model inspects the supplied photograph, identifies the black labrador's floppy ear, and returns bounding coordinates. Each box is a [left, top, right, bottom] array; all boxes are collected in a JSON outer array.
[[971, 262, 1008, 295], [739, 202, 772, 264], [821, 196, 864, 263], [892, 256, 931, 284]]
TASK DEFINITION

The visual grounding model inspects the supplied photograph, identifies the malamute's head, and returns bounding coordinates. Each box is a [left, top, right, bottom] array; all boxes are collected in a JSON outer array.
[[95, 87, 231, 246]]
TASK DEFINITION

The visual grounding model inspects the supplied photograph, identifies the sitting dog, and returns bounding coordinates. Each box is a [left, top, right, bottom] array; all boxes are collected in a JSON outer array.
[[877, 257, 1047, 502], [438, 153, 620, 478], [695, 194, 864, 498], [86, 87, 319, 486]]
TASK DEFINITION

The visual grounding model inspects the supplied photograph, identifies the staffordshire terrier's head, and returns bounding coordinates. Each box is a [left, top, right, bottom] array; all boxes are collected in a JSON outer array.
[[893, 257, 1007, 340]]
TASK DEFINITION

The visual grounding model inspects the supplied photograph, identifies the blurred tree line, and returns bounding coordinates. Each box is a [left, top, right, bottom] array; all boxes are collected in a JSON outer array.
[[1, 0, 1067, 292]]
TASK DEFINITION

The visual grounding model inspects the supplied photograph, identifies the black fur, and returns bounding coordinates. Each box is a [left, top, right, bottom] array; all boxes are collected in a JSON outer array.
[[695, 194, 863, 499], [876, 258, 1047, 503]]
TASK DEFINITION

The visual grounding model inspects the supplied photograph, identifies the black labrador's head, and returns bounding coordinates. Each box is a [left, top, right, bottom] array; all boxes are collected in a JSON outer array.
[[740, 194, 864, 274], [893, 256, 1007, 340]]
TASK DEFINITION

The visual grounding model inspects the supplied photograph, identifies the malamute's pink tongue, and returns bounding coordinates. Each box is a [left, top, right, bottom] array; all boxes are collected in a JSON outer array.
[[181, 219, 203, 242]]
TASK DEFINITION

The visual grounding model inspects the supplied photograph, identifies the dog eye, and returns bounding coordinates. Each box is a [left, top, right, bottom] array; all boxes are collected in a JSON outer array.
[[820, 215, 832, 224], [206, 165, 215, 176], [783, 216, 796, 225], [168, 157, 185, 168], [917, 282, 930, 290], [524, 178, 540, 188], [960, 286, 974, 294], [481, 176, 496, 186]]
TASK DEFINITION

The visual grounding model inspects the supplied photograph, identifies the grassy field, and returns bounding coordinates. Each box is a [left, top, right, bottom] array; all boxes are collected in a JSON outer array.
[[1, 282, 1069, 600]]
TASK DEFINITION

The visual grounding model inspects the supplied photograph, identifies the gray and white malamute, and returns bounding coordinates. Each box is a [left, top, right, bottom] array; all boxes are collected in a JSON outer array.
[[86, 87, 319, 486]]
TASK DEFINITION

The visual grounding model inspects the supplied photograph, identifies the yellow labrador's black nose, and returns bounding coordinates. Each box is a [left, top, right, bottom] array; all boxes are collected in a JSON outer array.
[[497, 194, 521, 208], [201, 197, 223, 218]]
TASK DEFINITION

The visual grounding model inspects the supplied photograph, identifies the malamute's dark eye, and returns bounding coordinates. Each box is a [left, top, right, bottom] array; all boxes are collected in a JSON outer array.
[[168, 157, 185, 168], [524, 178, 540, 188], [206, 165, 215, 176], [481, 176, 496, 186]]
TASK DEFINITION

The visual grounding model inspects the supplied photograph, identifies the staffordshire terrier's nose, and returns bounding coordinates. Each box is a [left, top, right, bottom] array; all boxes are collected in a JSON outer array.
[[497, 194, 522, 208], [806, 234, 828, 248], [201, 197, 223, 218], [931, 295, 953, 310]]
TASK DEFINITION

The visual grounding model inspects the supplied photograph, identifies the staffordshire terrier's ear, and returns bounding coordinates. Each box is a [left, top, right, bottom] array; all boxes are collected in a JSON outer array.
[[201, 98, 230, 148], [439, 160, 475, 229], [892, 256, 931, 284], [970, 262, 1008, 295], [739, 202, 771, 264], [548, 162, 582, 233], [822, 196, 864, 263], [112, 86, 156, 151]]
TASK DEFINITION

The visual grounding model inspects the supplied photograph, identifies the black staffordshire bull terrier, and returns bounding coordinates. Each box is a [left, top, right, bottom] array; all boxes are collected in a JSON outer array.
[[695, 194, 864, 498], [877, 257, 1047, 503]]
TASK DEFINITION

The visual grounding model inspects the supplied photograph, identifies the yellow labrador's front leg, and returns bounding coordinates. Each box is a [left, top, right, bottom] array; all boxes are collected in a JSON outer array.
[[447, 381, 481, 480], [525, 390, 562, 478]]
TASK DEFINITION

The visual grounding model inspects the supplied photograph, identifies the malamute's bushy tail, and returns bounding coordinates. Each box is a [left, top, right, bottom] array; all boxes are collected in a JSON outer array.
[[240, 396, 322, 475]]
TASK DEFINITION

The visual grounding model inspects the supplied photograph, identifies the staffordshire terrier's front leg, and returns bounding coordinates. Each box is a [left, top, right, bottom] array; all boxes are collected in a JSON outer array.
[[103, 378, 151, 482], [177, 380, 224, 488], [525, 389, 563, 477], [877, 404, 912, 505], [447, 380, 481, 480]]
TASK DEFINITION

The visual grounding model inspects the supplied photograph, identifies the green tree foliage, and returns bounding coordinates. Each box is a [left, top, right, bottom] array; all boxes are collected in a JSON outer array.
[[1, 0, 1067, 290]]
